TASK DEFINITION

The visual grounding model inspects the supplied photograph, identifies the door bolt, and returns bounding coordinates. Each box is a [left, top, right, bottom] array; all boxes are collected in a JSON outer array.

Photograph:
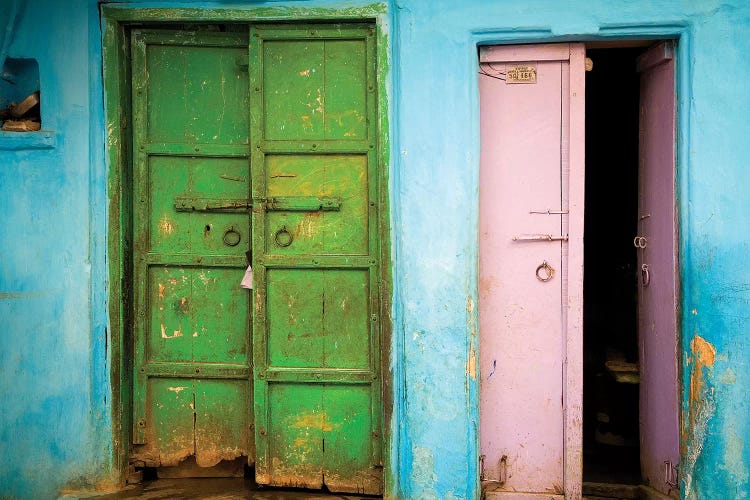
[[259, 429, 266, 436], [137, 419, 145, 428]]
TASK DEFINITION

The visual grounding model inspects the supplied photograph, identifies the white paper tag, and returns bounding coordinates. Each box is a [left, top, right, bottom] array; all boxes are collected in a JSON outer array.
[[240, 265, 253, 289]]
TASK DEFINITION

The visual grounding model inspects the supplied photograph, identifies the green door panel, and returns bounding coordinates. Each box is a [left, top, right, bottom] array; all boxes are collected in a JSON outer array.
[[129, 23, 383, 493], [146, 378, 196, 466], [146, 39, 250, 145], [149, 156, 250, 255], [131, 29, 252, 468], [265, 155, 369, 255], [262, 38, 367, 141], [194, 380, 252, 467], [266, 384, 325, 489], [267, 269, 370, 369], [250, 24, 383, 495]]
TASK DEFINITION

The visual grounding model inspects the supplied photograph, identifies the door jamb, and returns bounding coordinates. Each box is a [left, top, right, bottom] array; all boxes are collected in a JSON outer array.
[[472, 27, 688, 498], [102, 5, 393, 494]]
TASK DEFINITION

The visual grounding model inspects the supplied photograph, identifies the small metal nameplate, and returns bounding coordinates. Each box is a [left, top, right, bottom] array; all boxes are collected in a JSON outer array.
[[506, 64, 537, 84]]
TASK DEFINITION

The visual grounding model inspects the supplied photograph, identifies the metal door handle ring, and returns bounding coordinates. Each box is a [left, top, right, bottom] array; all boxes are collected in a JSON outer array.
[[222, 227, 241, 247], [536, 261, 555, 282], [274, 225, 293, 247]]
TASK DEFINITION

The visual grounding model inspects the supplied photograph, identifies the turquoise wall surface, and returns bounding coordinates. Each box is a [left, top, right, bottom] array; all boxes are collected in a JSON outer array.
[[1, 0, 749, 499]]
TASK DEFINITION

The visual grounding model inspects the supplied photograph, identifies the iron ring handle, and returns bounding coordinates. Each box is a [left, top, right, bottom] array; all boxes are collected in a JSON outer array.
[[536, 261, 555, 282], [274, 225, 293, 247], [222, 226, 241, 247]]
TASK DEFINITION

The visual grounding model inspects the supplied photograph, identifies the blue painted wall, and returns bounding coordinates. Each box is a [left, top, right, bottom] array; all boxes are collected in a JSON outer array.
[[1, 1, 749, 499], [0, 1, 111, 499]]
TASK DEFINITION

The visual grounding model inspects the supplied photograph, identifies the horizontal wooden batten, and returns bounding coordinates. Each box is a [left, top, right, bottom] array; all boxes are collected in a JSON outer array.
[[258, 255, 374, 268], [263, 368, 375, 384], [260, 140, 371, 154], [254, 24, 372, 40], [137, 29, 247, 47], [144, 143, 250, 157], [144, 362, 251, 379], [143, 253, 246, 267], [479, 43, 572, 63]]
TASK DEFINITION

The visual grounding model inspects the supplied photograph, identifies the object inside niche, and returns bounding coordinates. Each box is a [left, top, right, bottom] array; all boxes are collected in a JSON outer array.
[[1, 91, 40, 131], [1, 57, 41, 131]]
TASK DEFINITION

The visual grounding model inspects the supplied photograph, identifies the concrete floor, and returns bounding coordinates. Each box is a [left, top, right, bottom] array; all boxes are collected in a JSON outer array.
[[64, 478, 374, 500]]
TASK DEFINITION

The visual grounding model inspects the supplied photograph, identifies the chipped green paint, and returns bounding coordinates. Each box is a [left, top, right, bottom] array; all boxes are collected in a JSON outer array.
[[249, 23, 384, 495], [104, 6, 391, 495], [102, 4, 388, 23], [129, 28, 253, 468]]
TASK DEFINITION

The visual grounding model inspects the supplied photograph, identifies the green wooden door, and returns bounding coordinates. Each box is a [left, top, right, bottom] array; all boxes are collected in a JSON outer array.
[[130, 29, 254, 469], [249, 24, 383, 494]]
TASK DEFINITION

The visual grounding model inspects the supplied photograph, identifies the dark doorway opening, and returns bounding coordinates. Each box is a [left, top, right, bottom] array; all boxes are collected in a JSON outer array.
[[583, 47, 643, 487]]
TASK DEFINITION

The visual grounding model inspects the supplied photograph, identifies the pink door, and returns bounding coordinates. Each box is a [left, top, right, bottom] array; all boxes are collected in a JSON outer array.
[[479, 44, 585, 499], [636, 41, 679, 497]]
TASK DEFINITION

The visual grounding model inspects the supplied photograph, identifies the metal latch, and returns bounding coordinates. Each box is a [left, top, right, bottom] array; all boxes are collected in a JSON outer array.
[[512, 234, 568, 242], [174, 196, 342, 213], [264, 196, 341, 211], [174, 197, 251, 212]]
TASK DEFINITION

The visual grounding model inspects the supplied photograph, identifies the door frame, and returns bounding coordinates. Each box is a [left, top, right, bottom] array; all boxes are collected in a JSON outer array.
[[102, 5, 393, 493], [474, 29, 688, 498]]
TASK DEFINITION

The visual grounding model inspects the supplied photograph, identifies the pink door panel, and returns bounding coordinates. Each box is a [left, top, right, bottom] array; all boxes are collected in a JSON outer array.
[[479, 43, 585, 498], [637, 41, 679, 497]]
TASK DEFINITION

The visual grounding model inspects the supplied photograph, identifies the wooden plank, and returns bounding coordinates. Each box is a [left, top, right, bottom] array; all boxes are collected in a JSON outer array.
[[322, 270, 371, 369], [194, 380, 250, 467], [324, 39, 368, 140], [637, 40, 679, 498], [252, 23, 382, 494], [564, 43, 586, 500], [323, 385, 381, 494], [131, 29, 253, 466], [263, 39, 325, 140], [145, 41, 249, 145], [480, 43, 572, 63], [268, 384, 324, 489], [479, 50, 566, 493]]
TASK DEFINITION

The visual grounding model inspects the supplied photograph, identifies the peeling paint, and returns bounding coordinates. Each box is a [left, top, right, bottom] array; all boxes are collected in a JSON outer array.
[[291, 411, 340, 432], [466, 344, 477, 380], [158, 216, 175, 235], [683, 334, 717, 497], [160, 323, 183, 339]]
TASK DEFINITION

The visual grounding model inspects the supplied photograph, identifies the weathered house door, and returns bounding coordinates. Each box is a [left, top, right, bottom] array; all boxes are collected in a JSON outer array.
[[130, 29, 254, 470], [128, 24, 383, 495], [248, 24, 382, 494], [478, 43, 586, 499], [479, 41, 678, 499], [636, 41, 679, 497]]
